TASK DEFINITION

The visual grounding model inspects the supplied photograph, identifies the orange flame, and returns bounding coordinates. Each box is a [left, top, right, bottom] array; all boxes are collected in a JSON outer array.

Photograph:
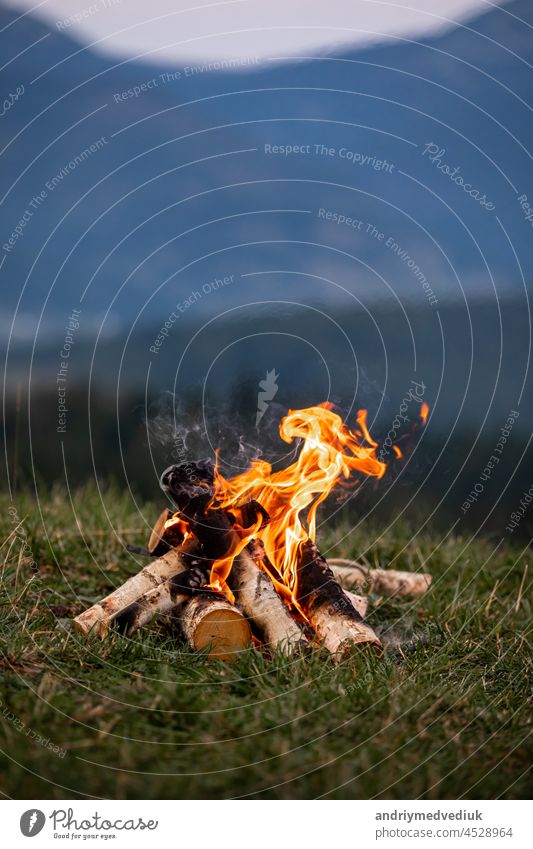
[[420, 402, 429, 424], [164, 515, 189, 536], [208, 405, 386, 599], [392, 444, 403, 459]]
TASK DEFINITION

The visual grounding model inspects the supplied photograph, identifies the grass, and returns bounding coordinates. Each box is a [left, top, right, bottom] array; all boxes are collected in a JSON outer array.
[[0, 484, 531, 800]]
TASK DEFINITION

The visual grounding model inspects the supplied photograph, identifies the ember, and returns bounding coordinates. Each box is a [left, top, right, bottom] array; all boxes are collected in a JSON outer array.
[[74, 405, 431, 660]]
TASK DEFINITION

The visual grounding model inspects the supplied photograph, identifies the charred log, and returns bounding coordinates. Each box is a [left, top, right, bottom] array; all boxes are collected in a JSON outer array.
[[148, 508, 184, 556], [113, 563, 213, 636], [73, 543, 199, 637], [160, 460, 215, 518], [296, 540, 382, 655]]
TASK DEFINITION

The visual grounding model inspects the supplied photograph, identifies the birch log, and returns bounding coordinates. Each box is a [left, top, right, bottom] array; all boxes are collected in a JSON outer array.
[[114, 580, 251, 660], [177, 594, 251, 661], [73, 546, 193, 637], [166, 506, 304, 652], [114, 582, 186, 636], [296, 541, 382, 656], [112, 564, 210, 636], [229, 546, 306, 653], [328, 559, 432, 597], [344, 590, 369, 618]]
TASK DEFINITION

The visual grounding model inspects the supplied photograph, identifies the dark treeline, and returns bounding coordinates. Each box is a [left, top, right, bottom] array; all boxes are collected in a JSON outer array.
[[2, 383, 532, 541]]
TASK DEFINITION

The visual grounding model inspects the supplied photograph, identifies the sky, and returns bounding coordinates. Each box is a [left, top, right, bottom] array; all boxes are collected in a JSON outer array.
[[4, 0, 505, 65]]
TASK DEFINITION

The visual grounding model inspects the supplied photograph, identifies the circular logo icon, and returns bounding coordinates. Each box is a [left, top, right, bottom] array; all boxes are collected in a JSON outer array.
[[20, 810, 46, 837]]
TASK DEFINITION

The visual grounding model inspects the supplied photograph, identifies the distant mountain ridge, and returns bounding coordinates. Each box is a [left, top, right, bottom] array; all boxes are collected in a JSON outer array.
[[1, 0, 532, 342]]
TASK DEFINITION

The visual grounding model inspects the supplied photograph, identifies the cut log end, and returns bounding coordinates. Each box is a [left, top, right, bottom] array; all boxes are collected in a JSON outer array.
[[191, 606, 251, 660], [310, 604, 382, 656], [178, 595, 252, 662], [148, 508, 175, 555], [73, 605, 108, 638]]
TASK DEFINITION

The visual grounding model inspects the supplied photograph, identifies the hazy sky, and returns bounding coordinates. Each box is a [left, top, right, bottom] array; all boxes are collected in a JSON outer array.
[[5, 0, 503, 65]]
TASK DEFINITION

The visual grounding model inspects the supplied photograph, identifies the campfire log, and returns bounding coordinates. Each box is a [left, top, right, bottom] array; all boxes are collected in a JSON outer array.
[[177, 594, 251, 660], [160, 460, 215, 517], [229, 543, 306, 653], [328, 559, 432, 597], [73, 545, 194, 637], [160, 467, 305, 652], [187, 514, 306, 652], [116, 578, 251, 660], [343, 590, 369, 618], [113, 561, 211, 636], [113, 581, 187, 636], [147, 508, 183, 556], [296, 541, 382, 655]]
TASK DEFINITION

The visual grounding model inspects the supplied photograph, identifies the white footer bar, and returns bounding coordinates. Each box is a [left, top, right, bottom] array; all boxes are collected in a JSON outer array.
[[2, 800, 529, 848]]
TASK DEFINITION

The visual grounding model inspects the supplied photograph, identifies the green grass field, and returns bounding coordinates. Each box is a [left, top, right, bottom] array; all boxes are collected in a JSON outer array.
[[0, 485, 531, 800]]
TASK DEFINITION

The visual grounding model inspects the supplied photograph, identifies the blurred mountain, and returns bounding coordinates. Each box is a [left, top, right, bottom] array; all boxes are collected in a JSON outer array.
[[1, 0, 532, 343]]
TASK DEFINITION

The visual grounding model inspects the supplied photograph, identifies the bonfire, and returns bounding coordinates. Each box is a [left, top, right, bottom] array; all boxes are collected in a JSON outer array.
[[74, 404, 431, 660]]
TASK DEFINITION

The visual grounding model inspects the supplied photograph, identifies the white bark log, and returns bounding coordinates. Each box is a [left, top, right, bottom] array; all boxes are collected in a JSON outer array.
[[73, 547, 189, 637], [296, 542, 382, 657], [329, 559, 432, 597], [310, 606, 381, 656], [112, 580, 188, 636], [344, 590, 368, 618], [229, 550, 305, 653]]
